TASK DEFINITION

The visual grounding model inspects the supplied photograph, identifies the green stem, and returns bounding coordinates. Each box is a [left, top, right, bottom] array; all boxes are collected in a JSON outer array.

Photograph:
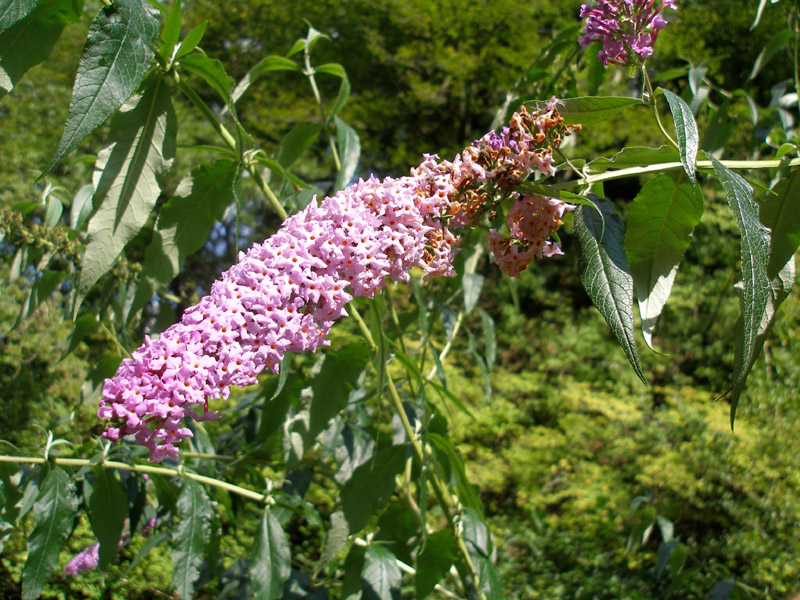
[[0, 455, 272, 504], [304, 51, 341, 171], [642, 67, 679, 149], [550, 157, 800, 191], [179, 79, 287, 220]]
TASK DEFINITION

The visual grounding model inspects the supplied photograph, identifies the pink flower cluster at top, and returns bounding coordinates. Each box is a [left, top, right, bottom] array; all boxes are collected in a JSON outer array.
[[98, 103, 578, 462], [579, 0, 677, 66]]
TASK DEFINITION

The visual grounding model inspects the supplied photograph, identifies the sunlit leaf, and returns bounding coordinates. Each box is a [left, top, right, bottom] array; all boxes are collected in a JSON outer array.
[[171, 479, 212, 600], [334, 116, 360, 192], [250, 508, 291, 600], [231, 55, 300, 106], [528, 96, 642, 126], [660, 89, 699, 184], [44, 0, 160, 174], [22, 467, 78, 600], [760, 168, 800, 279], [362, 544, 401, 600], [77, 76, 176, 307], [625, 174, 703, 348], [575, 198, 646, 384]]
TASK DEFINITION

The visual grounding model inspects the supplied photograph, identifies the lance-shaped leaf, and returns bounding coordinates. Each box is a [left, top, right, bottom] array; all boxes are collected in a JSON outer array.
[[44, 0, 160, 175], [249, 508, 291, 600], [341, 445, 406, 533], [575, 198, 646, 384], [760, 168, 800, 279], [362, 545, 401, 600], [22, 467, 78, 600], [171, 479, 212, 600], [134, 159, 238, 312], [334, 116, 360, 192], [77, 76, 176, 305], [0, 0, 82, 97], [712, 158, 774, 423], [88, 468, 128, 571], [180, 52, 234, 106], [624, 174, 703, 348], [660, 89, 699, 184], [529, 96, 642, 126]]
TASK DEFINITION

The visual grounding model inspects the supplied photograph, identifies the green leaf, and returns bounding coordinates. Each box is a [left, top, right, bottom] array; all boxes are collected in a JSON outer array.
[[624, 174, 703, 348], [514, 182, 596, 206], [136, 159, 238, 308], [278, 122, 323, 169], [180, 51, 233, 105], [660, 89, 699, 184], [16, 269, 65, 326], [478, 309, 496, 370], [474, 554, 503, 600], [171, 479, 212, 600], [327, 69, 351, 125], [70, 184, 95, 230], [88, 468, 127, 571], [712, 158, 774, 423], [334, 117, 360, 192], [77, 76, 176, 306], [760, 168, 800, 279], [585, 145, 680, 173], [335, 425, 376, 486], [341, 544, 366, 600], [125, 530, 170, 576], [428, 433, 483, 516], [341, 444, 406, 533], [463, 272, 484, 314], [362, 545, 401, 600], [0, 0, 83, 97], [0, 0, 37, 35], [528, 96, 642, 126], [306, 343, 371, 445], [175, 21, 207, 60], [749, 30, 791, 80], [231, 55, 300, 105], [318, 510, 349, 570], [22, 467, 78, 600], [44, 0, 160, 175], [575, 198, 646, 384], [250, 508, 291, 600], [156, 0, 181, 62], [415, 530, 457, 599]]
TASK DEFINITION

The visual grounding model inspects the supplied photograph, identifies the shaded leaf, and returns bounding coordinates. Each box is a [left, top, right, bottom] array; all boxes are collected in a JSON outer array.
[[231, 55, 300, 105], [318, 510, 349, 570], [660, 89, 699, 184], [250, 508, 291, 600], [749, 30, 791, 80], [306, 343, 371, 445], [529, 96, 642, 126], [171, 479, 212, 600], [0, 0, 82, 97], [625, 174, 703, 347], [135, 159, 238, 311], [712, 158, 773, 424], [335, 425, 376, 486], [22, 467, 78, 600], [341, 445, 405, 533], [415, 530, 457, 599], [428, 433, 483, 516], [77, 76, 176, 306], [180, 51, 233, 105], [362, 545, 401, 600], [575, 198, 646, 384], [278, 122, 323, 169], [44, 0, 160, 174], [125, 530, 170, 575], [88, 468, 127, 571], [760, 168, 800, 279]]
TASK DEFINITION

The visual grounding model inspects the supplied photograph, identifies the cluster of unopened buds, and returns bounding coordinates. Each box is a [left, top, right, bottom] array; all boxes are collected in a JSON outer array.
[[98, 99, 580, 461], [579, 0, 677, 66]]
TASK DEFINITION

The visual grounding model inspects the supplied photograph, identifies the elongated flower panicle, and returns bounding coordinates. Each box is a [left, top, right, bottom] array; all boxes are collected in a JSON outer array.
[[98, 102, 579, 461], [579, 0, 677, 66]]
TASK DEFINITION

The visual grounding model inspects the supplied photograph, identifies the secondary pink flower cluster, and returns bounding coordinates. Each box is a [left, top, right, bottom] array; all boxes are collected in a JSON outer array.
[[63, 516, 155, 577], [98, 103, 577, 461], [488, 195, 574, 278], [579, 0, 677, 66]]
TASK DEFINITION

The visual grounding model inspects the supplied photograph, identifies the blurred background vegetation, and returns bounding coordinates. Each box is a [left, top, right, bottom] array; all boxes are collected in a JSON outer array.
[[1, 0, 799, 598]]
